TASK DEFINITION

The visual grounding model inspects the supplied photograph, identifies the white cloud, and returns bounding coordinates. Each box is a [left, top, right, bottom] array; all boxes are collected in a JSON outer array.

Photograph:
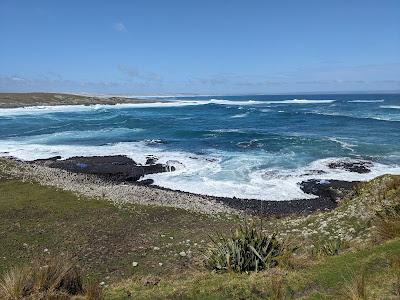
[[117, 65, 163, 82], [113, 22, 127, 32], [11, 76, 25, 82]]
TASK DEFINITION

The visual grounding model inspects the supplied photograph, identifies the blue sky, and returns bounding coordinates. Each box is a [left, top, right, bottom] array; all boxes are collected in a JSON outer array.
[[1, 0, 399, 94]]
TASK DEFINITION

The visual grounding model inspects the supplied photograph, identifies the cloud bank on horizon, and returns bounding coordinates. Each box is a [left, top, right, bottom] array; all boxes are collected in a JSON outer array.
[[0, 0, 399, 94]]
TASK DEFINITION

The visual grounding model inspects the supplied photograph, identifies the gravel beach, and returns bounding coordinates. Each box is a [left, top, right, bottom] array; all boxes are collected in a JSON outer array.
[[0, 157, 360, 216], [1, 158, 235, 215]]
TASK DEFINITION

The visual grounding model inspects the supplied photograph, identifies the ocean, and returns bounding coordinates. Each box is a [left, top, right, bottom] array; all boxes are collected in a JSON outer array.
[[0, 93, 399, 201]]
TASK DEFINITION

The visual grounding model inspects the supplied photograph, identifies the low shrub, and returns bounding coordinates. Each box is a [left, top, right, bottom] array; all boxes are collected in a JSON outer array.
[[206, 223, 285, 272], [310, 239, 347, 257]]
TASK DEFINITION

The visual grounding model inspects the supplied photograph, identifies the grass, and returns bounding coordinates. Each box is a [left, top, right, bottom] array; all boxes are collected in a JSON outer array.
[[107, 239, 400, 299], [374, 203, 400, 242], [1, 159, 399, 299], [340, 270, 368, 300], [0, 176, 237, 283], [309, 238, 348, 257], [0, 257, 86, 299], [0, 92, 146, 108]]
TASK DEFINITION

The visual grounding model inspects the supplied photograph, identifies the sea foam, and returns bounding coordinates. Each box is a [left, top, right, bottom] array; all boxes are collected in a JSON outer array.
[[1, 139, 399, 201]]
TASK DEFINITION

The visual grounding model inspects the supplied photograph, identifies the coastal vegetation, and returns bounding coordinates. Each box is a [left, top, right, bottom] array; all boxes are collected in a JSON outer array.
[[0, 158, 399, 299], [0, 93, 148, 108], [206, 225, 285, 272]]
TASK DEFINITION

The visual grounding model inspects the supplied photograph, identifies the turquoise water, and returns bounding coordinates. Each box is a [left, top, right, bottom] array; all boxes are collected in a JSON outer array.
[[0, 93, 399, 200]]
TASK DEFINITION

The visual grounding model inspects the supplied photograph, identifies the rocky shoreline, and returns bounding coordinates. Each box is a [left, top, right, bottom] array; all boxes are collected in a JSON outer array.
[[0, 155, 374, 216], [149, 180, 359, 216], [32, 155, 174, 183]]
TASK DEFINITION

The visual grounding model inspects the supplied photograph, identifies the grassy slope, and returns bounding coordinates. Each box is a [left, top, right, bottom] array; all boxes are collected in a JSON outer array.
[[0, 162, 399, 299], [0, 177, 237, 283], [107, 239, 400, 299]]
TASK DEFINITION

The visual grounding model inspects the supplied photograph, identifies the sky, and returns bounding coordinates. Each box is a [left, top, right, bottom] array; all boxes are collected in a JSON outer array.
[[1, 0, 400, 95]]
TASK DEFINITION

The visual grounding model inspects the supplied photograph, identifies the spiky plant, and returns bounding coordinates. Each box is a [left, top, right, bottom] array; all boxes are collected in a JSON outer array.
[[206, 223, 284, 272]]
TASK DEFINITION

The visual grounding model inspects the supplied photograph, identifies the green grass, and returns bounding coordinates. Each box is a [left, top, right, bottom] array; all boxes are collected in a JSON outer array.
[[0, 177, 237, 283], [1, 160, 399, 299], [107, 239, 400, 299]]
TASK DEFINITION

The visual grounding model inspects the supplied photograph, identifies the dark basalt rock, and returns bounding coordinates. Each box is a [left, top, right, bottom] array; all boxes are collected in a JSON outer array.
[[33, 155, 173, 182], [302, 169, 327, 176], [145, 155, 158, 165], [300, 179, 359, 202], [136, 179, 154, 186], [32, 156, 62, 167], [328, 160, 372, 174]]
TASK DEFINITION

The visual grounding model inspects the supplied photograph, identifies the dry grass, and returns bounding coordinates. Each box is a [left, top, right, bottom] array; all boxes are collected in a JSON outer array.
[[374, 204, 400, 243], [341, 269, 368, 300], [0, 257, 85, 300], [270, 274, 286, 300], [0, 267, 32, 300], [391, 255, 400, 297], [85, 281, 104, 300]]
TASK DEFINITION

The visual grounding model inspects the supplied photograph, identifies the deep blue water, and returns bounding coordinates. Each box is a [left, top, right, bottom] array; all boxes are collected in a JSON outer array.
[[0, 93, 399, 200]]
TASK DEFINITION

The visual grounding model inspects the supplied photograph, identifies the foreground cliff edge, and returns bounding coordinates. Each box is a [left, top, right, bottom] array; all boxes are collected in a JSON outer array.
[[0, 158, 399, 299]]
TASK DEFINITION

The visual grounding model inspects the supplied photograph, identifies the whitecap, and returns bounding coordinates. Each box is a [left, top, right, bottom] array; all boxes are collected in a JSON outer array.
[[308, 111, 399, 122], [269, 99, 335, 104], [348, 100, 385, 103], [230, 112, 249, 118], [327, 137, 356, 152], [380, 105, 400, 109], [210, 129, 243, 133], [209, 99, 263, 105]]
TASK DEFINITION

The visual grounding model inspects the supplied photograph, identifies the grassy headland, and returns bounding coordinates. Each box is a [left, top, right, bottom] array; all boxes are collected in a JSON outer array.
[[0, 158, 399, 299], [0, 92, 156, 108]]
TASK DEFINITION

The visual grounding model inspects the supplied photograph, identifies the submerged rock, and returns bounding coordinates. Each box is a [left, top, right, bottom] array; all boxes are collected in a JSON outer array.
[[144, 139, 167, 145]]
